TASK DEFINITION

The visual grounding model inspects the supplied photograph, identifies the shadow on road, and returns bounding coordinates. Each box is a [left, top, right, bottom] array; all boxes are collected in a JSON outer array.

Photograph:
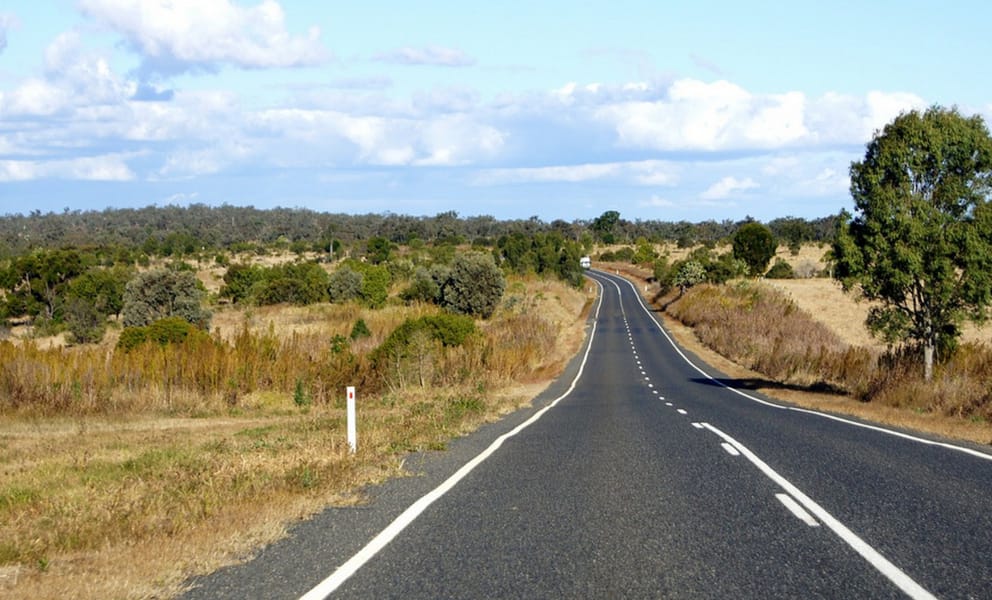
[[689, 377, 848, 397]]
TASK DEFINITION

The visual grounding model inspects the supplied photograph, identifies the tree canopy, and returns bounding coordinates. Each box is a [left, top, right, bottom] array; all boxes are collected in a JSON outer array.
[[833, 106, 992, 379], [732, 222, 777, 277]]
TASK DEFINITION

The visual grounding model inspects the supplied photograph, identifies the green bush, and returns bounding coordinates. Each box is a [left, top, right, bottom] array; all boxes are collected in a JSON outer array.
[[328, 266, 363, 303], [439, 252, 505, 319], [116, 317, 211, 352], [373, 313, 474, 361], [122, 269, 211, 328], [765, 259, 796, 279], [350, 318, 371, 340]]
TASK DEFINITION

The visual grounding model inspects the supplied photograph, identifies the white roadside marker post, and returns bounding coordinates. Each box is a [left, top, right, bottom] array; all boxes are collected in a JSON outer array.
[[347, 386, 357, 454]]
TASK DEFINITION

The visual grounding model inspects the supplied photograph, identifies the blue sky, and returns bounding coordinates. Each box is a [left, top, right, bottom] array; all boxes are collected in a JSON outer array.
[[2, 1, 991, 223]]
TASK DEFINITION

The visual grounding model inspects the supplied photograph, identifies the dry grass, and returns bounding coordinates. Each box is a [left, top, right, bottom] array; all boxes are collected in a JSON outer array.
[[609, 260, 992, 447], [0, 276, 595, 600], [764, 278, 992, 348]]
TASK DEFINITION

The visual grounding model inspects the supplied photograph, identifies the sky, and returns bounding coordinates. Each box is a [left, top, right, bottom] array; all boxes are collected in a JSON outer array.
[[1, 1, 991, 223]]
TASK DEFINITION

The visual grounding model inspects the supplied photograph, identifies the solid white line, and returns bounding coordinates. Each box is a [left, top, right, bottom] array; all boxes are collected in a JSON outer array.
[[602, 272, 992, 464], [298, 280, 607, 600], [776, 493, 819, 527], [703, 423, 935, 600], [720, 442, 740, 456]]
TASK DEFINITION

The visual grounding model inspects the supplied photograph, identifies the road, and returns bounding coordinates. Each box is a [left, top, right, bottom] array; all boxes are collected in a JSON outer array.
[[183, 270, 992, 599]]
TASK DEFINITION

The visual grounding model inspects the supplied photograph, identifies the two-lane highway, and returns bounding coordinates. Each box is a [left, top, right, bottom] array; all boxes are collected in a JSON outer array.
[[184, 270, 992, 599]]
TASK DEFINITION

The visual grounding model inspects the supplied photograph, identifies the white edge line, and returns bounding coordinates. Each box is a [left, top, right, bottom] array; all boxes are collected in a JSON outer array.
[[703, 422, 935, 600], [775, 493, 819, 527], [720, 442, 740, 456], [299, 279, 607, 600], [597, 271, 992, 464]]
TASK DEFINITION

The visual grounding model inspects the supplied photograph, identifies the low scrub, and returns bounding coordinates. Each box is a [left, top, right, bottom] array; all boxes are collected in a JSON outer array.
[[666, 282, 992, 420], [0, 276, 590, 598]]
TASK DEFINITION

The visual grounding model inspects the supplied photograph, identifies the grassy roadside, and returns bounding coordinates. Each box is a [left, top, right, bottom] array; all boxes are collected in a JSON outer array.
[[0, 277, 595, 599], [608, 264, 992, 448]]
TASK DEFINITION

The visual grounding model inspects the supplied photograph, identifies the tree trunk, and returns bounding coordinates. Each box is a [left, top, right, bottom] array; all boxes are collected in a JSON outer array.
[[923, 341, 934, 382]]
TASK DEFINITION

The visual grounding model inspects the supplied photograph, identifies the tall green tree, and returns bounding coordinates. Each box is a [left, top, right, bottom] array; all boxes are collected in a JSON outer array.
[[732, 222, 777, 277], [833, 106, 992, 380], [591, 210, 621, 244]]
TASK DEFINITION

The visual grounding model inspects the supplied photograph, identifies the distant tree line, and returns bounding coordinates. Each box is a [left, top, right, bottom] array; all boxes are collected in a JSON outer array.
[[0, 204, 839, 260]]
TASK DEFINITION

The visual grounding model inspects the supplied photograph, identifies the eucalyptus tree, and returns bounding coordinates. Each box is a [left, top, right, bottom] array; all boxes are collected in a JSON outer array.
[[833, 106, 992, 380]]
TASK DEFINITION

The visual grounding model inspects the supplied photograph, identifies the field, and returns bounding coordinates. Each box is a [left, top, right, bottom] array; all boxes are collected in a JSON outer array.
[[0, 276, 594, 599], [605, 245, 992, 447]]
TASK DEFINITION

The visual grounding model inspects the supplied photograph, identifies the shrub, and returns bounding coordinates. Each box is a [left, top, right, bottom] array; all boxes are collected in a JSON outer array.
[[359, 264, 391, 309], [65, 297, 106, 345], [328, 266, 363, 303], [439, 252, 505, 319], [350, 318, 371, 340], [220, 263, 265, 303], [401, 267, 441, 304], [116, 317, 211, 352], [370, 313, 477, 388], [122, 269, 211, 329], [765, 259, 796, 279]]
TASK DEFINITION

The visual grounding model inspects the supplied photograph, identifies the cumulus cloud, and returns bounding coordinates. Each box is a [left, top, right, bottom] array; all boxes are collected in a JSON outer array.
[[78, 0, 327, 75], [374, 45, 475, 67], [474, 160, 678, 186], [701, 176, 759, 200], [247, 107, 503, 168], [594, 78, 925, 152], [0, 154, 136, 182]]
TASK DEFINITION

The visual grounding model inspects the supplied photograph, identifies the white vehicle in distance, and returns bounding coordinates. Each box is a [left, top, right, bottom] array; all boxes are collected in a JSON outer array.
[[579, 256, 591, 269]]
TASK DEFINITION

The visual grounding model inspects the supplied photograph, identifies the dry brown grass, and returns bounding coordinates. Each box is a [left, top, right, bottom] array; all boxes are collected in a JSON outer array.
[[610, 260, 992, 447], [0, 276, 595, 600], [764, 278, 992, 348]]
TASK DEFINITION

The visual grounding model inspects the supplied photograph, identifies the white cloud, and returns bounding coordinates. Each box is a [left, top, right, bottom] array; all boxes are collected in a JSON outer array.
[[373, 45, 475, 67], [78, 0, 327, 73], [701, 176, 758, 200], [474, 160, 678, 186], [1, 78, 70, 116], [594, 78, 927, 152], [597, 79, 808, 150], [0, 154, 136, 182]]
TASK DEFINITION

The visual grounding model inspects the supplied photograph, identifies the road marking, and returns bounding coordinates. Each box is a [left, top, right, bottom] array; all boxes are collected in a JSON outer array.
[[691, 422, 705, 429], [604, 273, 992, 464], [702, 422, 936, 600], [676, 408, 688, 415], [720, 442, 740, 456], [298, 278, 607, 599], [776, 493, 819, 527], [665, 402, 673, 406]]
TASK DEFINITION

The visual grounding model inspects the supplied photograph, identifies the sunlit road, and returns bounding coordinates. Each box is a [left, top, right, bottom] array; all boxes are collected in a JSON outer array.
[[184, 270, 992, 599]]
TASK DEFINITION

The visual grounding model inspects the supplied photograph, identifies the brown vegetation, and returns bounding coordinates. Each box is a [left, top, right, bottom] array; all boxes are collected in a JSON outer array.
[[653, 278, 992, 441], [0, 276, 594, 599]]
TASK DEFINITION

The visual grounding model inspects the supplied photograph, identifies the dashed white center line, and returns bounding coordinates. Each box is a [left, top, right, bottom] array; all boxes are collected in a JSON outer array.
[[721, 442, 740, 456], [676, 409, 688, 415], [691, 422, 705, 429]]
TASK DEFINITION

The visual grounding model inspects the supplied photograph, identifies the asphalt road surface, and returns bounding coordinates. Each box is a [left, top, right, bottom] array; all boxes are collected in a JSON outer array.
[[183, 270, 992, 599]]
